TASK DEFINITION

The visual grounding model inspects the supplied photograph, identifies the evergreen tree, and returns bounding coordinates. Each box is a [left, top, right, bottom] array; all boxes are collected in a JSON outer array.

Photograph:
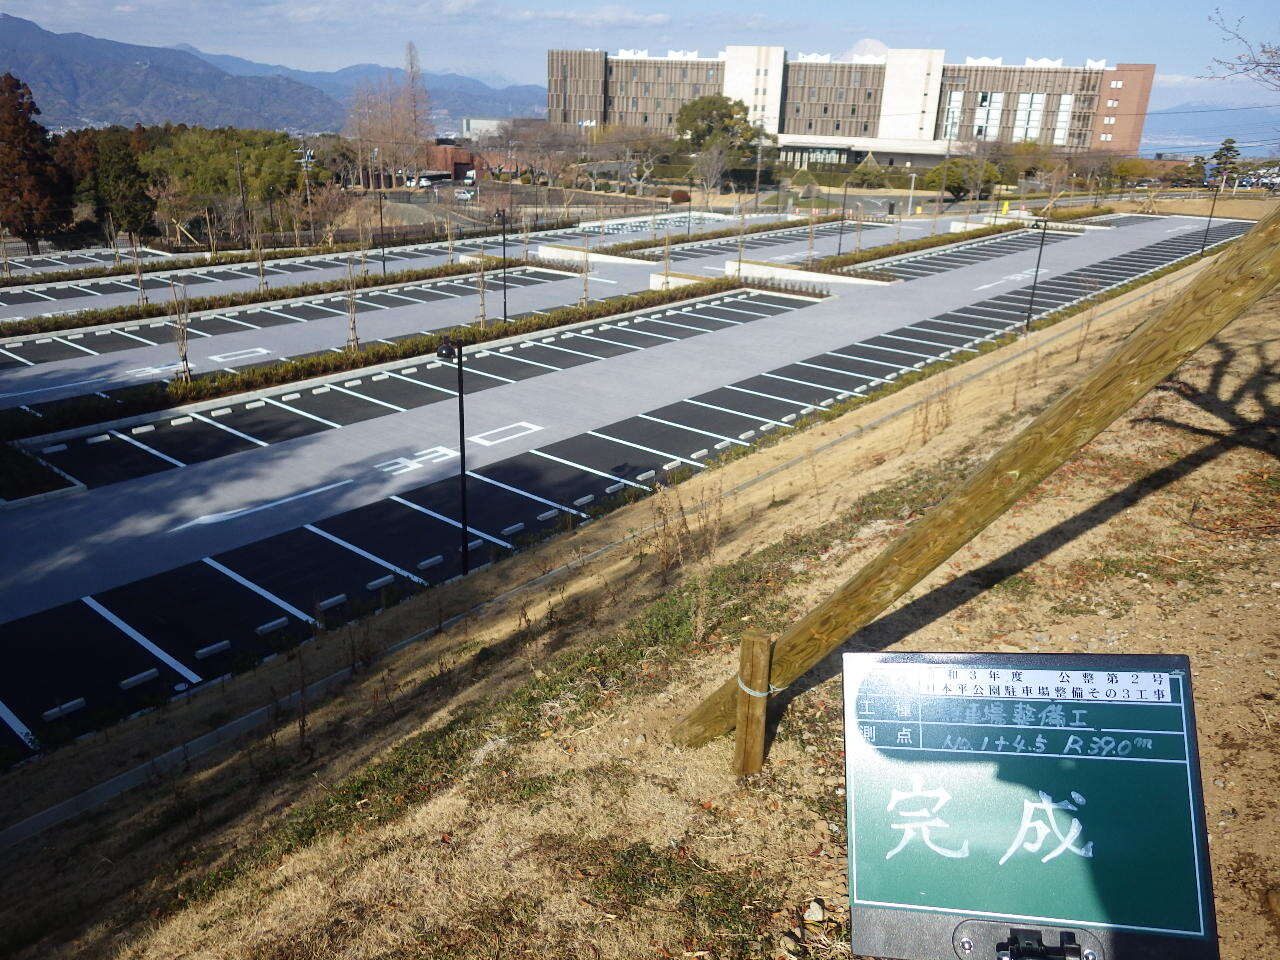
[[1210, 138, 1241, 184], [95, 131, 156, 240], [0, 73, 71, 252]]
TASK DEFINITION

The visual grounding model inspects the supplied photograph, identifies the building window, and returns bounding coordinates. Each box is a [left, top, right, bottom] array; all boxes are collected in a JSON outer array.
[[795, 105, 801, 116], [806, 119, 813, 130], [631, 68, 638, 79], [1103, 115, 1116, 125], [707, 68, 715, 80], [1052, 93, 1072, 145], [681, 67, 688, 80], [642, 83, 650, 95], [850, 105, 857, 116], [809, 88, 818, 101], [642, 114, 649, 123], [1110, 79, 1123, 88], [692, 84, 700, 95], [1100, 132, 1113, 141], [631, 97, 637, 109], [862, 121, 870, 132], [942, 90, 963, 139], [972, 91, 1004, 140], [667, 115, 673, 124], [822, 104, 828, 115], [835, 88, 845, 101], [865, 89, 873, 100], [1106, 98, 1118, 107], [1012, 92, 1045, 141], [835, 120, 841, 131]]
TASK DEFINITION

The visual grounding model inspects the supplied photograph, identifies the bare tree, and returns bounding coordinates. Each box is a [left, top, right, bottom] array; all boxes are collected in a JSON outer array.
[[345, 260, 360, 351], [693, 137, 731, 205], [1212, 12, 1280, 91], [168, 280, 192, 381]]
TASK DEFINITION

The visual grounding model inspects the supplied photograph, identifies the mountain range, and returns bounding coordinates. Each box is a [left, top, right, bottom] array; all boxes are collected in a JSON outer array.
[[1140, 101, 1280, 156], [0, 14, 546, 133]]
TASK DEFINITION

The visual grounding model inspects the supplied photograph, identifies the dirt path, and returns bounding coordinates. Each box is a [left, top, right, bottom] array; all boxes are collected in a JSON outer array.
[[0, 272, 1275, 960]]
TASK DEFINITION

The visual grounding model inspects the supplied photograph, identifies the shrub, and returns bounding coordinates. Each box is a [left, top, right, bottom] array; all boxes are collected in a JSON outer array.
[[809, 222, 1023, 274], [670, 189, 691, 204]]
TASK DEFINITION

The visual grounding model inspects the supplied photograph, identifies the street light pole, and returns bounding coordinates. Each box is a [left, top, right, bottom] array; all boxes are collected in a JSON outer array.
[[437, 336, 470, 575], [377, 191, 386, 275], [500, 208, 508, 323], [1200, 177, 1223, 257], [1023, 218, 1049, 335], [906, 172, 918, 217], [836, 179, 849, 255], [687, 175, 693, 236]]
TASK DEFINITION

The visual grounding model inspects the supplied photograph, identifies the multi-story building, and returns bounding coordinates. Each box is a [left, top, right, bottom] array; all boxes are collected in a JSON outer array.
[[547, 46, 1154, 168]]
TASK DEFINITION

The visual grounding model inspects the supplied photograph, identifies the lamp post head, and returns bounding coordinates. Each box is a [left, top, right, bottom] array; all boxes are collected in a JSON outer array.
[[436, 338, 457, 360]]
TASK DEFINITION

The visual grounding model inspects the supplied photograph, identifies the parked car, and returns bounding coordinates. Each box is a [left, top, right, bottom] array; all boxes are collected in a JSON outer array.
[[454, 188, 476, 201]]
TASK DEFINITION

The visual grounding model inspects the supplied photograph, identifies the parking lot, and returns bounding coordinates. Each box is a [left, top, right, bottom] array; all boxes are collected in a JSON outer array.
[[0, 213, 1254, 757], [1, 246, 169, 275], [875, 229, 1074, 280], [0, 213, 740, 321]]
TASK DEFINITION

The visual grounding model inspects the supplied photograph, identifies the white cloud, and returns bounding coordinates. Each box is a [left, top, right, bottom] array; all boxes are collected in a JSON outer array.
[[507, 5, 670, 28], [842, 37, 888, 59]]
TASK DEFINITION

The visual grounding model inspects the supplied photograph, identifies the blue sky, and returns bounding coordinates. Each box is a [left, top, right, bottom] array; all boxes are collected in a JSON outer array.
[[5, 0, 1277, 107]]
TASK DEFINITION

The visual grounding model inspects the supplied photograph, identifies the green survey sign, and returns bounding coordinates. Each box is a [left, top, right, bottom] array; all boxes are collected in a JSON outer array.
[[842, 652, 1217, 960]]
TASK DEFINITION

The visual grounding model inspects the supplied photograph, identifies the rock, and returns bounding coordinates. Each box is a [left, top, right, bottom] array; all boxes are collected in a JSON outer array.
[[778, 931, 804, 957], [1213, 777, 1226, 788], [803, 899, 828, 923], [635, 734, 647, 745]]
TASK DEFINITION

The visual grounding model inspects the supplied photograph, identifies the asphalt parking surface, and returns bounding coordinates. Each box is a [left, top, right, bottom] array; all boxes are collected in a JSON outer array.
[[0, 246, 169, 275], [0, 213, 1255, 757]]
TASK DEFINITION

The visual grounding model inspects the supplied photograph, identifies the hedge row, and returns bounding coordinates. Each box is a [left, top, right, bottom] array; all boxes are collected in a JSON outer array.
[[595, 211, 860, 259], [1034, 205, 1116, 222], [0, 218, 582, 290], [807, 222, 1023, 274], [2, 277, 827, 443], [0, 257, 560, 338]]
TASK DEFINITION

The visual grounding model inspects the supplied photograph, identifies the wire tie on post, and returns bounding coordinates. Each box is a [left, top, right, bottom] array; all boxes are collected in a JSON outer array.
[[737, 676, 785, 698]]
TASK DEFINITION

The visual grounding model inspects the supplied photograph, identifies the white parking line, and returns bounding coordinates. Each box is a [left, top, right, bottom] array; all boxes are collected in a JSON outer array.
[[685, 398, 793, 429], [114, 328, 158, 346], [529, 449, 651, 490], [588, 430, 705, 469], [202, 557, 316, 624], [388, 495, 513, 548], [566, 331, 643, 352], [798, 360, 887, 384], [303, 525, 426, 585], [490, 351, 561, 372], [466, 470, 588, 518], [762, 371, 847, 398], [109, 429, 186, 467], [51, 335, 100, 356], [640, 414, 748, 447], [828, 349, 917, 371], [81, 596, 203, 684], [0, 699, 36, 749], [603, 323, 677, 342], [387, 370, 457, 396], [264, 396, 341, 428], [725, 384, 815, 408], [876, 334, 967, 357], [0, 346, 33, 366], [327, 382, 406, 412], [188, 410, 268, 446]]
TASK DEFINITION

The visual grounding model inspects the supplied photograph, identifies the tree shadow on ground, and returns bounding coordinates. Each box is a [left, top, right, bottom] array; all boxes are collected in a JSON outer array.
[[769, 334, 1279, 729]]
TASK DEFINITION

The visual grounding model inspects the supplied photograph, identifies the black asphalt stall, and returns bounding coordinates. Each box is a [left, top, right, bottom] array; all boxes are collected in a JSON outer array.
[[0, 601, 193, 748], [878, 230, 1072, 280]]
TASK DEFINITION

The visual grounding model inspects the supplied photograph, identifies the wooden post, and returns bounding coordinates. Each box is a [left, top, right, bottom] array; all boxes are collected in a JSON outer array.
[[732, 629, 772, 777], [671, 206, 1280, 749]]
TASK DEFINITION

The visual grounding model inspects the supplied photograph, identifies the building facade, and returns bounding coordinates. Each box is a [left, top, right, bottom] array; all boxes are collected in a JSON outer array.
[[547, 47, 1154, 167]]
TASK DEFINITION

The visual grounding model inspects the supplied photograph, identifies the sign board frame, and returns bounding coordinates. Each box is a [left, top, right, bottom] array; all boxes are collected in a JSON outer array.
[[842, 651, 1218, 960]]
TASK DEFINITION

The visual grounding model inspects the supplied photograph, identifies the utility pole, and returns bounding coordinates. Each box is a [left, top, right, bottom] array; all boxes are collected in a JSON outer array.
[[235, 147, 250, 246], [295, 139, 317, 246], [933, 137, 952, 235]]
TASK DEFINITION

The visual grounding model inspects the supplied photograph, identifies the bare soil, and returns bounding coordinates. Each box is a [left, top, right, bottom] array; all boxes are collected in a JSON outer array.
[[0, 261, 1274, 960]]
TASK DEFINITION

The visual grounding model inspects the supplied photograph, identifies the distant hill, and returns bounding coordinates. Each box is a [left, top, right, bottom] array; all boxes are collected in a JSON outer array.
[[1141, 100, 1280, 156], [0, 14, 345, 132], [171, 44, 548, 125], [0, 14, 547, 134]]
